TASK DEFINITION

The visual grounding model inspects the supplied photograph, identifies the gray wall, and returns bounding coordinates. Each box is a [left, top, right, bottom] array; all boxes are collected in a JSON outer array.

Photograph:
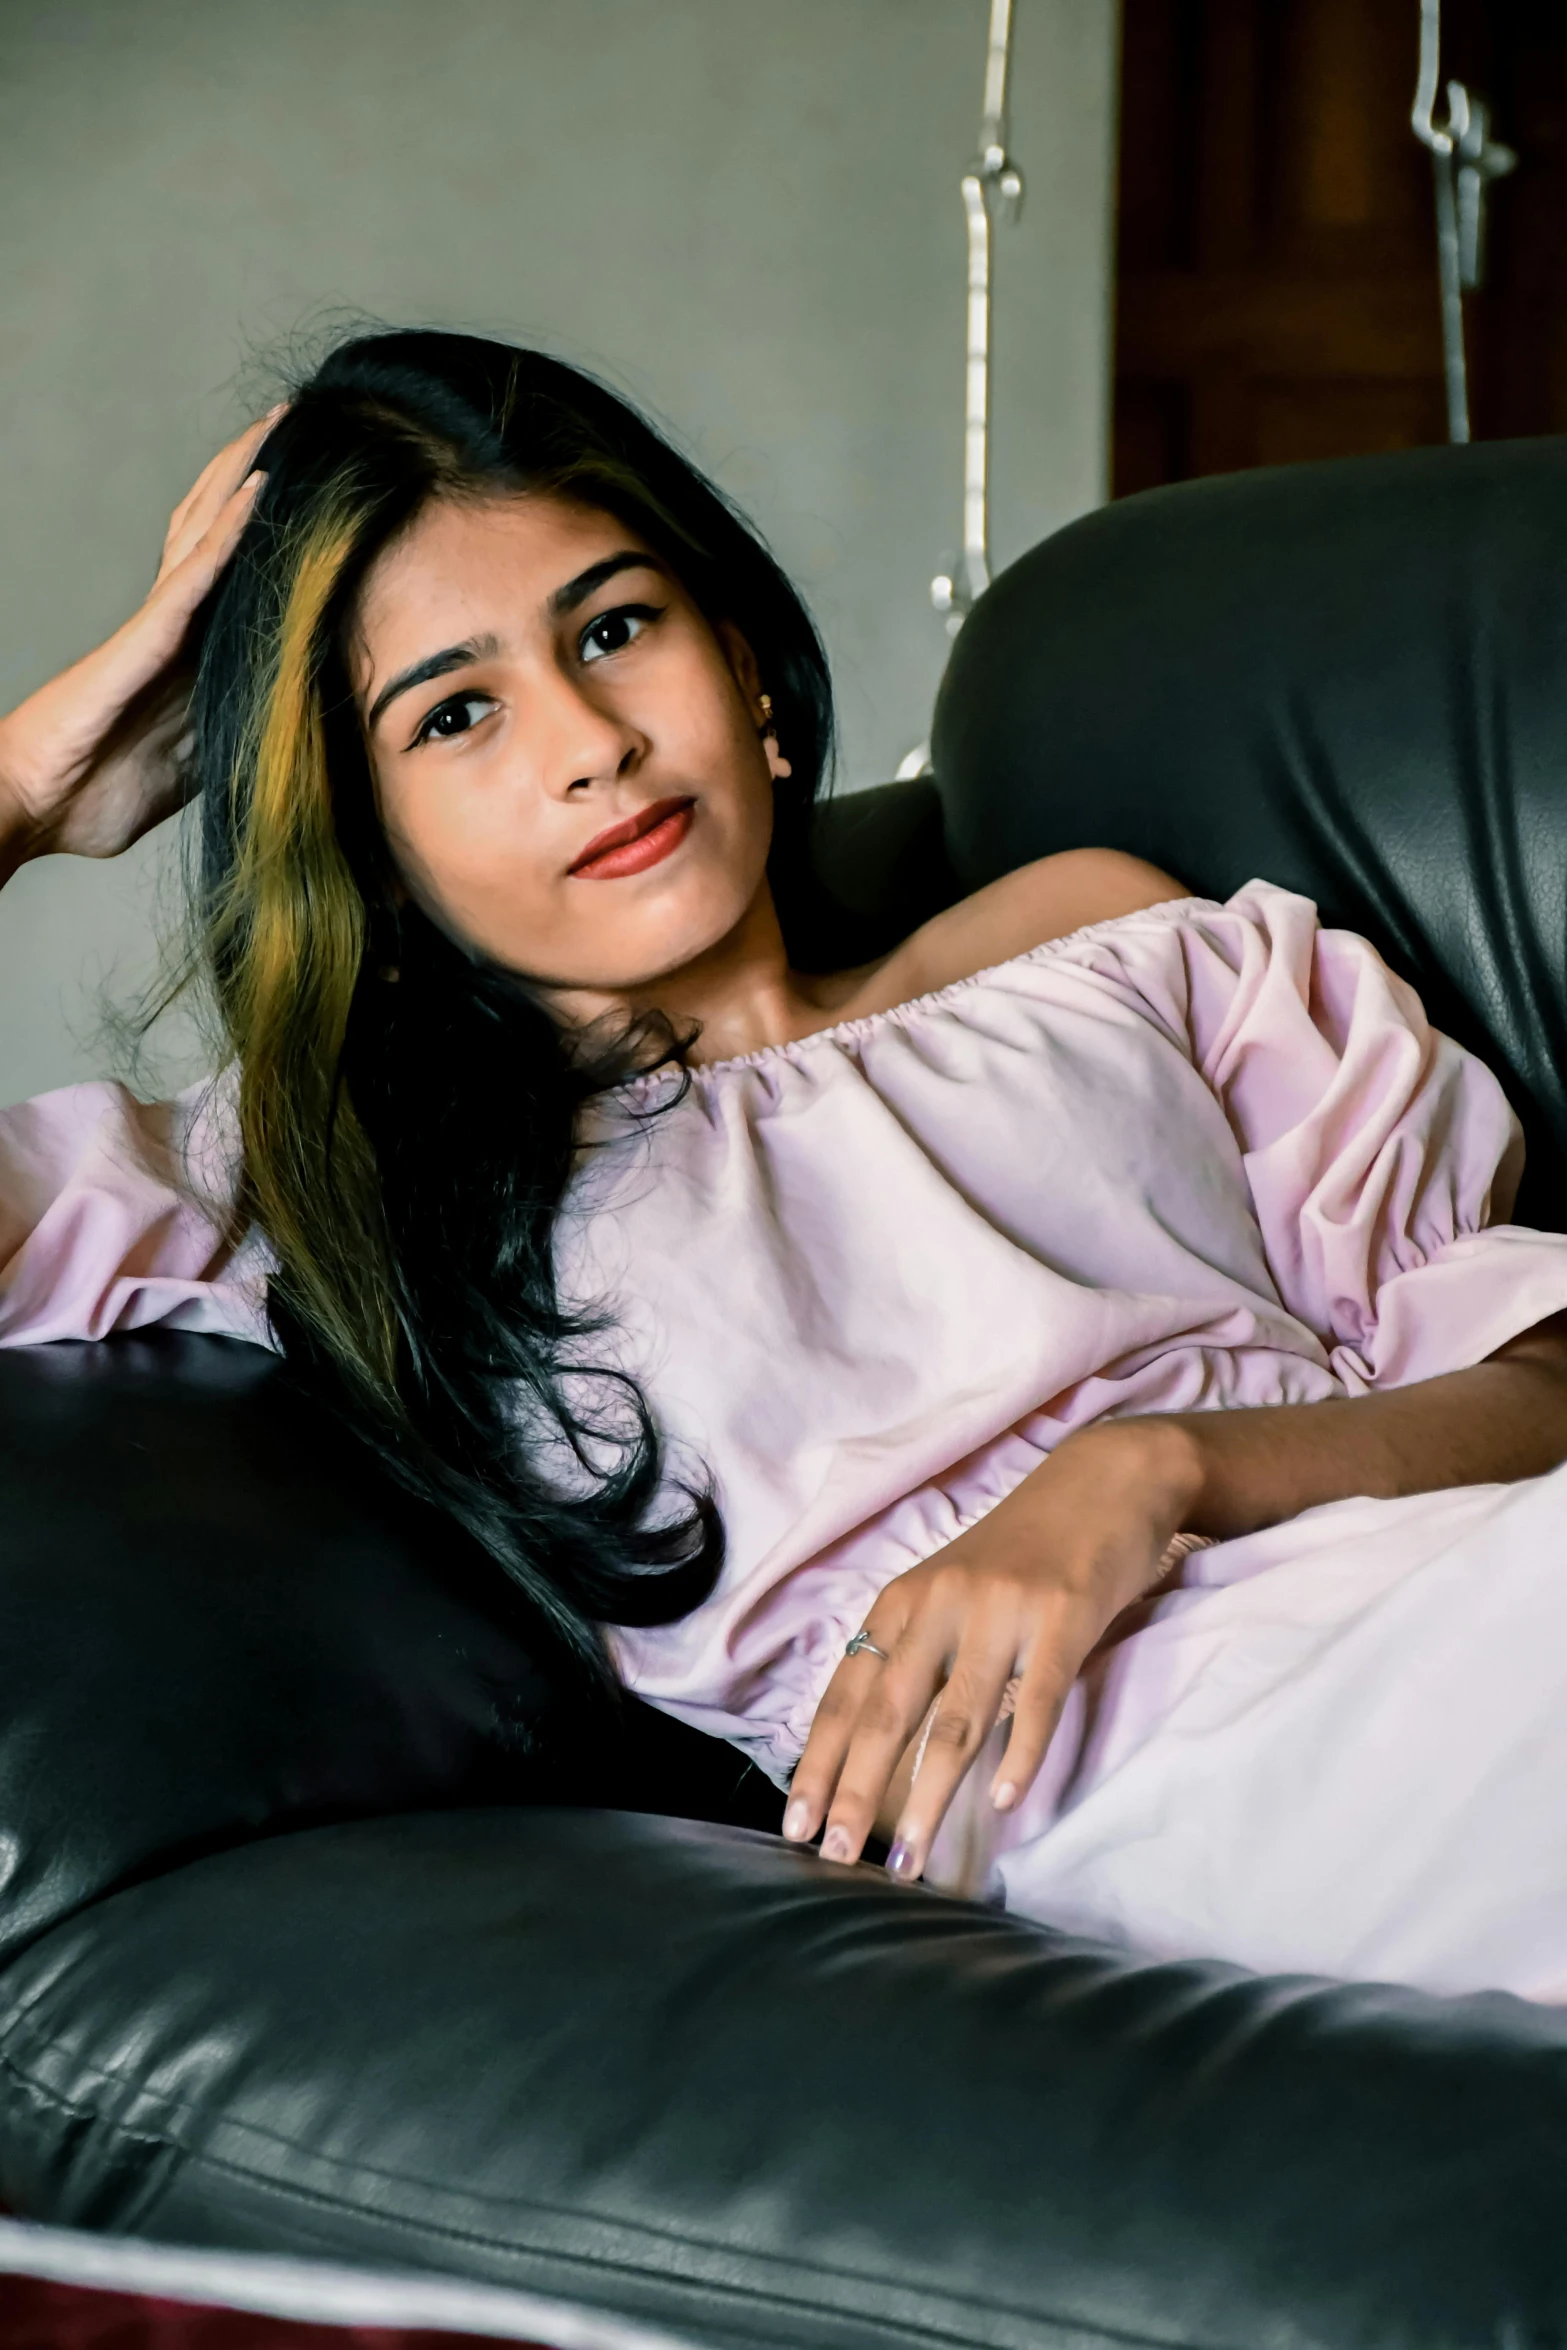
[[0, 0, 1119, 1104]]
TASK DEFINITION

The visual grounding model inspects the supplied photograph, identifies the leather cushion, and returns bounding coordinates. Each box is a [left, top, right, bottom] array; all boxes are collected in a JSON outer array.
[[930, 438, 1567, 1225], [2, 1809, 1565, 2350], [0, 1336, 779, 1965]]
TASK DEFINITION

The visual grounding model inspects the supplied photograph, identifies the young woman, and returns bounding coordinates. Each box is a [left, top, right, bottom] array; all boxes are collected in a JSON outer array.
[[5, 330, 1567, 1997]]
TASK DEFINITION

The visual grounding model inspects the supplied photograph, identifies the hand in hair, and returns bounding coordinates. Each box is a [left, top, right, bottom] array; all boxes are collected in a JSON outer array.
[[0, 408, 280, 881]]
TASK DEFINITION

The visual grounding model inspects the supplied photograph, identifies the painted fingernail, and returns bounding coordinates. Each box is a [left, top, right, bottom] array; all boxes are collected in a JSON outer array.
[[783, 1799, 811, 1842], [820, 1825, 853, 1863], [992, 1781, 1019, 1813], [887, 1839, 920, 1880]]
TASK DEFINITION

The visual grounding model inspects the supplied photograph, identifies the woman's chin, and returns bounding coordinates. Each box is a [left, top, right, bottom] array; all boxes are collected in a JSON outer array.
[[475, 901, 758, 1002], [567, 873, 767, 994]]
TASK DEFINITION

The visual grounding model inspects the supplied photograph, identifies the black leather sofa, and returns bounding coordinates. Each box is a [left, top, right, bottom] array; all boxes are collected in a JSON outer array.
[[4, 439, 1567, 2350]]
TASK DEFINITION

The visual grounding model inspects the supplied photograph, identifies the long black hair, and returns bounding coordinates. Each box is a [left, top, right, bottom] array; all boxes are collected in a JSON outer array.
[[187, 329, 834, 1680]]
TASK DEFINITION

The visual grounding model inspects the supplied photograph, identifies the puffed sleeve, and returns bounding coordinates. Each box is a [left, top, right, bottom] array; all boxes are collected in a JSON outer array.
[[1120, 881, 1567, 1393], [0, 1070, 272, 1349]]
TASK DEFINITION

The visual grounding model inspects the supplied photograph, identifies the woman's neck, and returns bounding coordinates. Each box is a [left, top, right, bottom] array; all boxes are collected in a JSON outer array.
[[553, 886, 873, 1068]]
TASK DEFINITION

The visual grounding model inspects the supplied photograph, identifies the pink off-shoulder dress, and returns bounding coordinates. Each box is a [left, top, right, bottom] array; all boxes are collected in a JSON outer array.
[[8, 882, 1567, 1999]]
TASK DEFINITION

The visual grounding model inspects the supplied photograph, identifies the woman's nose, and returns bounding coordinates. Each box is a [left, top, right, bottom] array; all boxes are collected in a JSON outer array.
[[531, 670, 645, 801]]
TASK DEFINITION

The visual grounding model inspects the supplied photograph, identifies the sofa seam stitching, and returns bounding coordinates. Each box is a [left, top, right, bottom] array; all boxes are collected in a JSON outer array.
[[0, 2044, 1198, 2350]]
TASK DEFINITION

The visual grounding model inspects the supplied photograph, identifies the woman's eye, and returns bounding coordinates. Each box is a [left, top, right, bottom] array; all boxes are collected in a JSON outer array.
[[580, 605, 658, 664], [414, 692, 496, 745]]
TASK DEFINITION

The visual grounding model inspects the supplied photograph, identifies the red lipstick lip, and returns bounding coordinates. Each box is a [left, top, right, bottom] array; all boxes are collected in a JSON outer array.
[[568, 796, 696, 879]]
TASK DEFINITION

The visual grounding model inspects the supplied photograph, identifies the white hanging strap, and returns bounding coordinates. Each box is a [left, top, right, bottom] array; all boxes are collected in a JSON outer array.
[[932, 0, 1024, 635], [960, 168, 993, 608], [980, 0, 1014, 152], [897, 0, 1026, 782], [1411, 0, 1515, 446], [1411, 0, 1469, 443]]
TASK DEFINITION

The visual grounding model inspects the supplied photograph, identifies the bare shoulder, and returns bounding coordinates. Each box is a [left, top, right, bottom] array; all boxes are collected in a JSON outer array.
[[882, 848, 1190, 1004]]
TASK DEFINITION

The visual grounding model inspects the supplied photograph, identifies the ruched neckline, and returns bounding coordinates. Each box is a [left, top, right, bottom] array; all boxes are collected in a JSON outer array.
[[617, 891, 1206, 1091]]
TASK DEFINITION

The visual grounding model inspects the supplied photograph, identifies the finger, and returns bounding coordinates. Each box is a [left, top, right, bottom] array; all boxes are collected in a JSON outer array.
[[148, 471, 265, 629], [166, 406, 282, 541], [813, 1628, 952, 1866], [160, 407, 284, 576], [160, 430, 258, 558], [89, 469, 264, 711], [160, 419, 275, 573], [985, 1563, 1137, 1813], [986, 1656, 1077, 1817], [0, 450, 265, 830], [784, 1588, 930, 1853], [782, 1646, 896, 1847], [880, 1632, 1018, 1880]]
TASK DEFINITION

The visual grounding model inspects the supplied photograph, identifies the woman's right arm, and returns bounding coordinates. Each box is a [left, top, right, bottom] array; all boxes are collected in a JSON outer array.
[[0, 412, 284, 1350], [0, 409, 279, 888]]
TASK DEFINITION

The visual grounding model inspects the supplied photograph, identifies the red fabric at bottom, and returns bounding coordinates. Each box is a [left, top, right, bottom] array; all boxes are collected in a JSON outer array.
[[0, 2272, 544, 2350]]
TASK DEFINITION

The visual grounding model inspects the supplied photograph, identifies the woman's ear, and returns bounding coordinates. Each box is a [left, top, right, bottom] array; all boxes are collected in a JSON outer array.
[[716, 617, 761, 702]]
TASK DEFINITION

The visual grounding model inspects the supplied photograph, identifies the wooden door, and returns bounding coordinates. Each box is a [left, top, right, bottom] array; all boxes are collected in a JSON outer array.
[[1112, 0, 1567, 495]]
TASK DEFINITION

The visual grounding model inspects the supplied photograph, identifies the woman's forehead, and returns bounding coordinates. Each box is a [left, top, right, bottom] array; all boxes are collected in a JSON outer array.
[[349, 493, 661, 679]]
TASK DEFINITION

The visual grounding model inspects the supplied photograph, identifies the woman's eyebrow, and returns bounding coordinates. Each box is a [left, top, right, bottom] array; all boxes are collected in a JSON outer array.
[[366, 634, 502, 734], [547, 550, 667, 618], [365, 556, 666, 733]]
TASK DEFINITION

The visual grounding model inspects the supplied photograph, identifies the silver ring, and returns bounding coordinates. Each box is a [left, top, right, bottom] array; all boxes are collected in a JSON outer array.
[[845, 1629, 890, 1663]]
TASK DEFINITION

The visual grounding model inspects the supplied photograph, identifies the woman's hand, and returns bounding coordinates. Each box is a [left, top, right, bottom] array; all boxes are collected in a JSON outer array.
[[783, 1312, 1567, 1884], [783, 1419, 1203, 1883], [0, 409, 281, 878]]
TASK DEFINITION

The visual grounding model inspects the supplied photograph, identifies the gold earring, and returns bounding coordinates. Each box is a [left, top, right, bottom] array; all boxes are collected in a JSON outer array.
[[758, 691, 792, 779]]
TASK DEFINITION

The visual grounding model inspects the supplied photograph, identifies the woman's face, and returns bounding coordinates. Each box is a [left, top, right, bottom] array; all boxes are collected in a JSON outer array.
[[349, 492, 784, 995]]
